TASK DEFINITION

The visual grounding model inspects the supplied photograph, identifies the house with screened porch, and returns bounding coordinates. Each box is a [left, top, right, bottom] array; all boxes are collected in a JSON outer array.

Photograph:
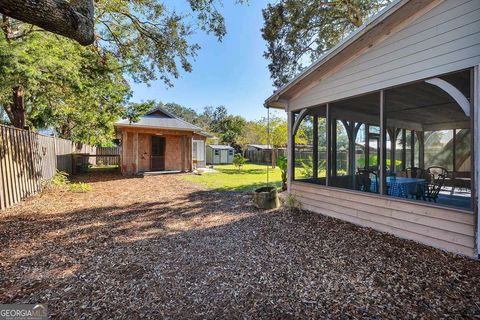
[[265, 0, 480, 257]]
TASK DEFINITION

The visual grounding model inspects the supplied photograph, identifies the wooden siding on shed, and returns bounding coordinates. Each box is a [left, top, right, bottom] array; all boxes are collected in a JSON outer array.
[[291, 181, 475, 257], [290, 0, 480, 110]]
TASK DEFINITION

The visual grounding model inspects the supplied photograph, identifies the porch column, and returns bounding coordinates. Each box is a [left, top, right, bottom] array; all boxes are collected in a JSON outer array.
[[401, 129, 406, 171], [473, 64, 479, 258], [287, 111, 294, 192], [325, 104, 331, 186], [365, 124, 370, 169], [312, 116, 318, 179], [133, 132, 139, 174], [410, 130, 415, 168], [331, 118, 337, 176], [379, 90, 387, 195], [418, 131, 425, 169]]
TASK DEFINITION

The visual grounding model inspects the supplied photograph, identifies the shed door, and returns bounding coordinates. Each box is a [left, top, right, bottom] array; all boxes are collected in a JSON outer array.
[[151, 136, 165, 171], [220, 150, 228, 163]]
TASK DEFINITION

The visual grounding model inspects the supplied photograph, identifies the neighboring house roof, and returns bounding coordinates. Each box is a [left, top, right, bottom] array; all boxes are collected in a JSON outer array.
[[36, 128, 56, 137], [208, 144, 234, 150], [264, 0, 438, 108], [247, 144, 273, 150], [115, 107, 202, 132]]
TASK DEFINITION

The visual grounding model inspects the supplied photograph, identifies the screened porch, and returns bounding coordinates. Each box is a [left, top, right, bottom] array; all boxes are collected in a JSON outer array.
[[292, 69, 473, 212]]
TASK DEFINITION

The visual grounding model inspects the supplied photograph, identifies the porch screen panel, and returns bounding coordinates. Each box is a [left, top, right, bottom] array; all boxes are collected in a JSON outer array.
[[293, 110, 326, 185], [383, 70, 472, 210]]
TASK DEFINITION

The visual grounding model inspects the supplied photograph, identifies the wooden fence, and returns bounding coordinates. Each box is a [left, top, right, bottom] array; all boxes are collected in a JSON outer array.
[[244, 148, 286, 164], [96, 147, 120, 166], [0, 124, 119, 210]]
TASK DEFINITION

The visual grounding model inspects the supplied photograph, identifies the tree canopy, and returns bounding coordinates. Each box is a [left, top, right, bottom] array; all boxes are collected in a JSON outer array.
[[262, 0, 391, 88], [0, 1, 246, 145]]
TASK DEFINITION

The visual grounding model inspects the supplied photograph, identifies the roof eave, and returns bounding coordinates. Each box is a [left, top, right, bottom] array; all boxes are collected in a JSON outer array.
[[114, 123, 202, 132]]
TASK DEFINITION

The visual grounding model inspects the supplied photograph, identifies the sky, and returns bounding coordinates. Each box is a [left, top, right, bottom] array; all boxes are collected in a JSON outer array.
[[129, 0, 281, 121]]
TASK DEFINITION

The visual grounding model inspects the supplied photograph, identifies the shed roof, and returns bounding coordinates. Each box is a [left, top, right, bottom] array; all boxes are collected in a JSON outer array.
[[264, 0, 440, 108], [115, 107, 202, 131], [208, 144, 234, 150], [247, 144, 273, 150]]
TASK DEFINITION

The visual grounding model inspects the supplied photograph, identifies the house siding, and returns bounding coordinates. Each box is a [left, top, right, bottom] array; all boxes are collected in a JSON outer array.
[[290, 0, 480, 110], [291, 181, 475, 257]]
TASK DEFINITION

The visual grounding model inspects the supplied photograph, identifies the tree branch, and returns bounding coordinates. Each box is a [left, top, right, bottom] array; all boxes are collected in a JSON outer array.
[[0, 0, 95, 45]]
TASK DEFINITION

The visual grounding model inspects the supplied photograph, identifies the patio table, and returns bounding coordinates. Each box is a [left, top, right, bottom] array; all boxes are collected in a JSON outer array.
[[371, 177, 426, 198]]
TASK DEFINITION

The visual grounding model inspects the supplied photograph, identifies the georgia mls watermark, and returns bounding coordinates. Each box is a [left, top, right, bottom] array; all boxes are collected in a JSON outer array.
[[0, 304, 48, 320]]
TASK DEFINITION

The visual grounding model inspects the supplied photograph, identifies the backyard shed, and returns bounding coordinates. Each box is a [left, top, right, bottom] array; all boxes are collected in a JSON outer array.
[[115, 107, 206, 174], [206, 145, 234, 164], [265, 0, 480, 258]]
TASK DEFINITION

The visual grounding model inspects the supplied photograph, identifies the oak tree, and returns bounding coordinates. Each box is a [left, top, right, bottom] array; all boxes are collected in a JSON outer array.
[[262, 0, 391, 88]]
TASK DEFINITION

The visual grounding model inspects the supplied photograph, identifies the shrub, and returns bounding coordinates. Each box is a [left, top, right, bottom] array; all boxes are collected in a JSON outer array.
[[69, 182, 92, 193], [52, 170, 69, 188], [40, 170, 92, 193], [233, 153, 248, 171], [283, 192, 301, 211]]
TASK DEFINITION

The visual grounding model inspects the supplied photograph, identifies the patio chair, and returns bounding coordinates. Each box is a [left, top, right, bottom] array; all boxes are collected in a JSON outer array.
[[355, 169, 378, 193], [426, 166, 448, 186], [424, 172, 447, 202], [396, 170, 407, 177], [406, 167, 425, 179]]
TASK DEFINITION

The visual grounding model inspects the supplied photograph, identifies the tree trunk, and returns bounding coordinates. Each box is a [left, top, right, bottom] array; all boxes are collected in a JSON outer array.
[[5, 86, 26, 128], [0, 0, 94, 45]]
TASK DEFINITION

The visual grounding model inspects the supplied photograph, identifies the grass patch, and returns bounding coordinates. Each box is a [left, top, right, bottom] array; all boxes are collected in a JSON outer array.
[[180, 164, 306, 192]]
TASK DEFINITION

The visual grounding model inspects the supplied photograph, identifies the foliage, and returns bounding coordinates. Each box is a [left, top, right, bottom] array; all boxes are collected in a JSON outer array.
[[356, 155, 402, 168], [123, 101, 155, 124], [95, 0, 247, 86], [299, 156, 313, 177], [298, 156, 326, 178], [162, 102, 200, 125], [51, 171, 70, 188], [262, 0, 391, 87], [0, 30, 130, 145], [283, 192, 301, 211], [69, 182, 92, 193], [233, 153, 248, 171], [238, 113, 307, 148], [41, 170, 92, 193], [277, 155, 288, 191], [0, 1, 246, 143]]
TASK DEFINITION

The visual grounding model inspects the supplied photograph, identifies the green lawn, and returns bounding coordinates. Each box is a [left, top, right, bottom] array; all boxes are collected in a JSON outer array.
[[180, 164, 287, 192]]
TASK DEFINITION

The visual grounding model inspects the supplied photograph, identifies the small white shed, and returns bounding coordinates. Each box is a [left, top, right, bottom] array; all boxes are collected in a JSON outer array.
[[206, 145, 234, 165]]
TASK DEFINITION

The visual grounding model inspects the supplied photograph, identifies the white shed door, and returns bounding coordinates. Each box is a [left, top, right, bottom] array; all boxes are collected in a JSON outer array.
[[192, 140, 205, 161], [220, 150, 228, 163]]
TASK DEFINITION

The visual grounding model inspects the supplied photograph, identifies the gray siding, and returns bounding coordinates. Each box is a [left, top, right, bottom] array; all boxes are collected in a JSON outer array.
[[290, 0, 480, 110]]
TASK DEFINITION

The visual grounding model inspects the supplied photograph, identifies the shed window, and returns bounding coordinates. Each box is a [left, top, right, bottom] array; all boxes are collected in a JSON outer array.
[[214, 150, 220, 156], [228, 150, 234, 155]]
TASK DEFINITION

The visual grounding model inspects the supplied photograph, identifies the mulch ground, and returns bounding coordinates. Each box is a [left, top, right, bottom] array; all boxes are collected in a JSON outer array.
[[0, 172, 479, 319]]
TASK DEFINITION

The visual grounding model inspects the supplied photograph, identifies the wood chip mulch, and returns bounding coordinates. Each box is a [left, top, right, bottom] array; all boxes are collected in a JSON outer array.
[[0, 172, 479, 319]]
